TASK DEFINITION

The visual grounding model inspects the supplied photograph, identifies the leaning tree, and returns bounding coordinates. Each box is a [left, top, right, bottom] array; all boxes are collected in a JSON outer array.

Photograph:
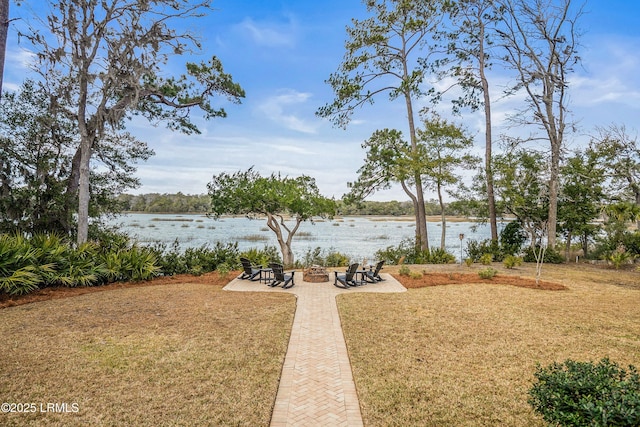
[[208, 168, 337, 267], [23, 0, 244, 245]]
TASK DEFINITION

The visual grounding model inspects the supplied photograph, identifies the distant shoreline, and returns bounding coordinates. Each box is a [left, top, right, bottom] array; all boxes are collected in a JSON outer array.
[[118, 212, 487, 223]]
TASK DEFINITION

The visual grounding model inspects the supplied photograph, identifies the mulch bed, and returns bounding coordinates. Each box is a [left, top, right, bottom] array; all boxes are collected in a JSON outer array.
[[1, 270, 567, 309], [0, 271, 236, 309], [392, 272, 567, 291]]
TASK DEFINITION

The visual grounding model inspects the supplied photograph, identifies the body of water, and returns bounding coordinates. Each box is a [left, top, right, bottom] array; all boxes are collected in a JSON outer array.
[[110, 213, 493, 262]]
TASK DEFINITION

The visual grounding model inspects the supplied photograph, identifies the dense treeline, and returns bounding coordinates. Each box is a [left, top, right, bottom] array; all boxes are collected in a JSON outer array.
[[116, 193, 471, 217]]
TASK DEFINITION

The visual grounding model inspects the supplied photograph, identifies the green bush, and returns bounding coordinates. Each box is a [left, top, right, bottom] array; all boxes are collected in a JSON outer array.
[[503, 255, 523, 269], [464, 258, 473, 267], [240, 246, 280, 268], [375, 239, 455, 265], [466, 239, 504, 262], [427, 248, 456, 264], [500, 221, 527, 255], [523, 246, 564, 264], [150, 240, 242, 276], [408, 270, 423, 279], [479, 253, 493, 265], [325, 251, 350, 267], [398, 265, 411, 276], [478, 267, 497, 279], [528, 358, 640, 427]]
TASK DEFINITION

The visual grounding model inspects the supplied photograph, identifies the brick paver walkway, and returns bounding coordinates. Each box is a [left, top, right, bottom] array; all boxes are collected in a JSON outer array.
[[224, 272, 406, 426]]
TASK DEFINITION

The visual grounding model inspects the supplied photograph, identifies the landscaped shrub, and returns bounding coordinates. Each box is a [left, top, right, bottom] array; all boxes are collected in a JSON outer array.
[[608, 247, 634, 269], [464, 257, 473, 267], [375, 238, 416, 265], [240, 246, 281, 268], [427, 248, 456, 264], [398, 265, 411, 276], [503, 255, 523, 269], [375, 239, 455, 265], [325, 251, 350, 267], [479, 253, 493, 265], [408, 270, 423, 279], [523, 246, 564, 263], [500, 221, 527, 256], [297, 247, 351, 268], [466, 239, 504, 262], [0, 234, 42, 295], [528, 358, 640, 427], [150, 240, 242, 276], [478, 267, 497, 279]]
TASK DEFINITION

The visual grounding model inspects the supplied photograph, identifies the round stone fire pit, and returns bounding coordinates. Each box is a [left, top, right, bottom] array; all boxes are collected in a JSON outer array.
[[303, 265, 329, 282]]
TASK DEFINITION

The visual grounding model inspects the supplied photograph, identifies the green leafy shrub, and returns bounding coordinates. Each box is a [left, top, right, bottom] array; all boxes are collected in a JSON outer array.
[[500, 221, 527, 256], [408, 270, 423, 279], [375, 239, 455, 265], [464, 258, 473, 267], [608, 246, 634, 269], [117, 246, 161, 281], [478, 267, 497, 279], [240, 246, 281, 268], [523, 246, 564, 263], [528, 358, 640, 427], [325, 251, 350, 267], [466, 239, 504, 262], [426, 248, 456, 264], [216, 262, 232, 278], [503, 255, 523, 269], [375, 239, 417, 265], [150, 240, 242, 276], [479, 253, 493, 265], [398, 265, 411, 276]]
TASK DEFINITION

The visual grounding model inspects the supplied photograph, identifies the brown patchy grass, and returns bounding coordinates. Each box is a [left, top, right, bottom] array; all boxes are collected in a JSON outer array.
[[0, 272, 296, 426], [338, 263, 640, 426]]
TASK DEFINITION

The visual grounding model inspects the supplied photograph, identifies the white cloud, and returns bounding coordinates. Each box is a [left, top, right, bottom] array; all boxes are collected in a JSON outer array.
[[236, 17, 296, 48], [7, 48, 36, 69], [257, 89, 319, 134]]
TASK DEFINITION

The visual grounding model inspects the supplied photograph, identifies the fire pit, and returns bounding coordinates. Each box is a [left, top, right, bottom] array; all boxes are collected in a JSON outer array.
[[303, 265, 329, 282]]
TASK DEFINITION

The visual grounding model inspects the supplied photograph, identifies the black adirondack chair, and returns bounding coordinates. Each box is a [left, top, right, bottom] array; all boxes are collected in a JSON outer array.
[[334, 263, 359, 289], [364, 260, 385, 283], [239, 257, 270, 282], [268, 263, 295, 289]]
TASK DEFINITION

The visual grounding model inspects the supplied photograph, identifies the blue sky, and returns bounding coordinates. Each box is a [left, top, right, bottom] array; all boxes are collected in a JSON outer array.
[[4, 0, 640, 201]]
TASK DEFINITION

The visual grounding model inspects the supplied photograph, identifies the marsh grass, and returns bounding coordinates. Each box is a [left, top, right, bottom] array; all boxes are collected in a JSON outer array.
[[0, 276, 295, 426], [296, 231, 315, 240], [338, 263, 640, 426], [238, 234, 269, 242]]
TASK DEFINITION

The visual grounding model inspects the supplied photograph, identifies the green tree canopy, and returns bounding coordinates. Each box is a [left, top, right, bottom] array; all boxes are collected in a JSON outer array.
[[24, 0, 244, 245], [208, 168, 336, 266], [318, 0, 449, 251]]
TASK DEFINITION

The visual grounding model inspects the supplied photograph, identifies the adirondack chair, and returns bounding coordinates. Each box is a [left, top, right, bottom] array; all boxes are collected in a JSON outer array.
[[364, 260, 385, 283], [239, 257, 271, 282], [268, 263, 295, 289], [334, 263, 359, 289]]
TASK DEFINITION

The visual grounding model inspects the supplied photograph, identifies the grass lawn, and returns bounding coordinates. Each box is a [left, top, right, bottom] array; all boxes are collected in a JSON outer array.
[[1, 264, 639, 426], [338, 263, 640, 426], [0, 272, 296, 426]]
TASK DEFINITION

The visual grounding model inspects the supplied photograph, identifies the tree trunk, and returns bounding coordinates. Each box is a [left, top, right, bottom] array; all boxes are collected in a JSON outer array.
[[437, 182, 446, 250], [636, 191, 640, 231], [404, 83, 428, 252], [565, 230, 572, 262], [478, 18, 498, 242], [266, 213, 296, 267], [76, 139, 92, 244], [548, 143, 561, 248], [0, 0, 8, 100]]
